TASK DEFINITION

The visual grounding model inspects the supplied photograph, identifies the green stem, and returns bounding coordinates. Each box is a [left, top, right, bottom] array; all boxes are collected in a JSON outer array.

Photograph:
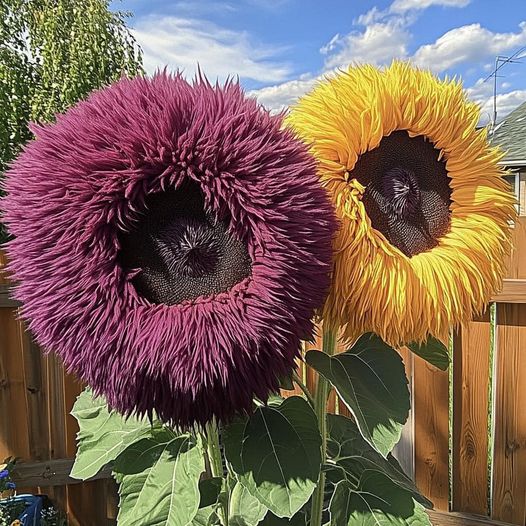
[[205, 421, 228, 526], [310, 327, 337, 526], [292, 370, 315, 406]]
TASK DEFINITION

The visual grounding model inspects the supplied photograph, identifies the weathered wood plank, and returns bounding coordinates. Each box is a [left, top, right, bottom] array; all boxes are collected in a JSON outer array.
[[393, 347, 415, 480], [414, 352, 450, 511], [491, 279, 526, 304], [105, 478, 119, 524], [68, 479, 118, 526], [20, 330, 50, 462], [0, 306, 31, 460], [11, 458, 112, 487], [45, 352, 68, 515], [452, 311, 491, 515], [0, 250, 9, 286], [427, 509, 515, 526], [492, 303, 526, 525], [503, 216, 526, 280], [64, 371, 88, 526]]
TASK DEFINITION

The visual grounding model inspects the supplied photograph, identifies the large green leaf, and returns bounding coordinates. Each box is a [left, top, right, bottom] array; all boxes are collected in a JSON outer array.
[[192, 506, 220, 526], [114, 430, 205, 526], [306, 333, 410, 456], [223, 396, 321, 518], [229, 482, 268, 526], [408, 336, 449, 371], [198, 478, 223, 508], [329, 472, 431, 526], [327, 414, 431, 508], [70, 388, 155, 480]]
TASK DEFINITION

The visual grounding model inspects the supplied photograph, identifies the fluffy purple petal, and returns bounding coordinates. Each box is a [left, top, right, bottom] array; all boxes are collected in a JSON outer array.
[[2, 72, 336, 426]]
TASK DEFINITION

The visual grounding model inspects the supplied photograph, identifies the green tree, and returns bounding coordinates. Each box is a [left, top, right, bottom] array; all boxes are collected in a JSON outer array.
[[0, 0, 143, 240]]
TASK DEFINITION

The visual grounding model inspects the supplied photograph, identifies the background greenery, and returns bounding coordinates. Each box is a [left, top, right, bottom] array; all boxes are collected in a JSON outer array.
[[0, 0, 143, 241]]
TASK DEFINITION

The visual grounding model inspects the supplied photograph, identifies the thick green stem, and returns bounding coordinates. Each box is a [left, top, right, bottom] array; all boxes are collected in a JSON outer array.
[[292, 370, 315, 406], [310, 327, 337, 526], [205, 421, 228, 526]]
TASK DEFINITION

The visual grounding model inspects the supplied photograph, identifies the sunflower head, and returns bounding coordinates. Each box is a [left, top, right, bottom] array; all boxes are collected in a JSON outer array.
[[3, 72, 336, 426], [286, 62, 516, 346]]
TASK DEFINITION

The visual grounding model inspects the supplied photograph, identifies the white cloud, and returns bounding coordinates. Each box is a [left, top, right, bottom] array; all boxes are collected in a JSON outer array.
[[463, 78, 526, 125], [320, 1, 526, 77], [354, 6, 386, 26], [413, 22, 526, 73], [247, 75, 320, 113], [477, 90, 526, 125], [171, 1, 238, 15], [465, 77, 493, 103], [320, 33, 342, 55], [133, 15, 292, 83], [322, 20, 411, 68], [390, 0, 470, 13], [250, 69, 526, 126], [140, 0, 525, 125]]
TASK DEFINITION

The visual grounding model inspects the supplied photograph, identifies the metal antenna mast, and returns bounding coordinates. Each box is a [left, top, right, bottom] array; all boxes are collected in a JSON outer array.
[[484, 47, 525, 132]]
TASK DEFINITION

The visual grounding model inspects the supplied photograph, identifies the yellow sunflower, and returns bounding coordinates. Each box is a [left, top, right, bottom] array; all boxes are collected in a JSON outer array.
[[286, 62, 516, 346]]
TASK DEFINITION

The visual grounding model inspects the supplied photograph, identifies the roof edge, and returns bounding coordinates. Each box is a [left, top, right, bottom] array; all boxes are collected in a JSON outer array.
[[498, 159, 526, 167]]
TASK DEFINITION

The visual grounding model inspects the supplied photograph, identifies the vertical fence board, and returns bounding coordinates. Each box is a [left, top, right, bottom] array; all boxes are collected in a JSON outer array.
[[67, 480, 117, 526], [452, 312, 492, 515], [44, 353, 68, 516], [414, 354, 450, 510], [20, 330, 50, 462], [106, 478, 119, 524], [504, 217, 526, 279], [492, 303, 526, 525], [0, 309, 31, 461], [393, 347, 415, 480]]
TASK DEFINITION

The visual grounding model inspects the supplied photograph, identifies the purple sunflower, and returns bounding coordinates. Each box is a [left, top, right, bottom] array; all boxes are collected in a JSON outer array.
[[3, 72, 336, 427]]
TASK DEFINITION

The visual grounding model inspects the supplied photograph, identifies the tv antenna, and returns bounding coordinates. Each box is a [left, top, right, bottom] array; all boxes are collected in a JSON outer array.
[[484, 46, 525, 132]]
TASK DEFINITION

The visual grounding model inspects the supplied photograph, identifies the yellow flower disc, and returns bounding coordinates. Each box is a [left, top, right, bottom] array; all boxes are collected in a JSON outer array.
[[286, 62, 516, 346]]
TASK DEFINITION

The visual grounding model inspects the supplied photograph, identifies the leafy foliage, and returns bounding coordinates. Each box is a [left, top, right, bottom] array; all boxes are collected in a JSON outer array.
[[229, 483, 268, 526], [72, 331, 432, 526], [259, 511, 307, 525], [329, 474, 431, 526], [326, 415, 431, 509], [325, 415, 431, 525], [223, 396, 322, 518], [306, 333, 410, 456], [114, 430, 205, 526], [198, 478, 223, 509], [71, 388, 156, 480], [0, 0, 143, 240], [408, 336, 450, 370]]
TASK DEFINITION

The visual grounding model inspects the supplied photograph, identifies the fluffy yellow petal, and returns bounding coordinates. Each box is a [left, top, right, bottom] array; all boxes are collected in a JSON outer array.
[[286, 62, 516, 346]]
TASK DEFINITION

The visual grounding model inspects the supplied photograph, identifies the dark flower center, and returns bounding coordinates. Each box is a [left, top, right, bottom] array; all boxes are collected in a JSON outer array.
[[118, 182, 252, 305], [352, 131, 452, 257], [156, 218, 221, 278], [382, 167, 421, 219]]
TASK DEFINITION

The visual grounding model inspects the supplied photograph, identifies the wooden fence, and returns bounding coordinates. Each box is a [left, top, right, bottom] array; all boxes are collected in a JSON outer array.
[[1, 217, 525, 526], [0, 251, 118, 525], [298, 216, 526, 526]]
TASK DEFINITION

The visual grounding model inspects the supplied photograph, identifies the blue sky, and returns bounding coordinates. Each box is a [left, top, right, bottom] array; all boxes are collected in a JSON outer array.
[[112, 0, 526, 123]]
